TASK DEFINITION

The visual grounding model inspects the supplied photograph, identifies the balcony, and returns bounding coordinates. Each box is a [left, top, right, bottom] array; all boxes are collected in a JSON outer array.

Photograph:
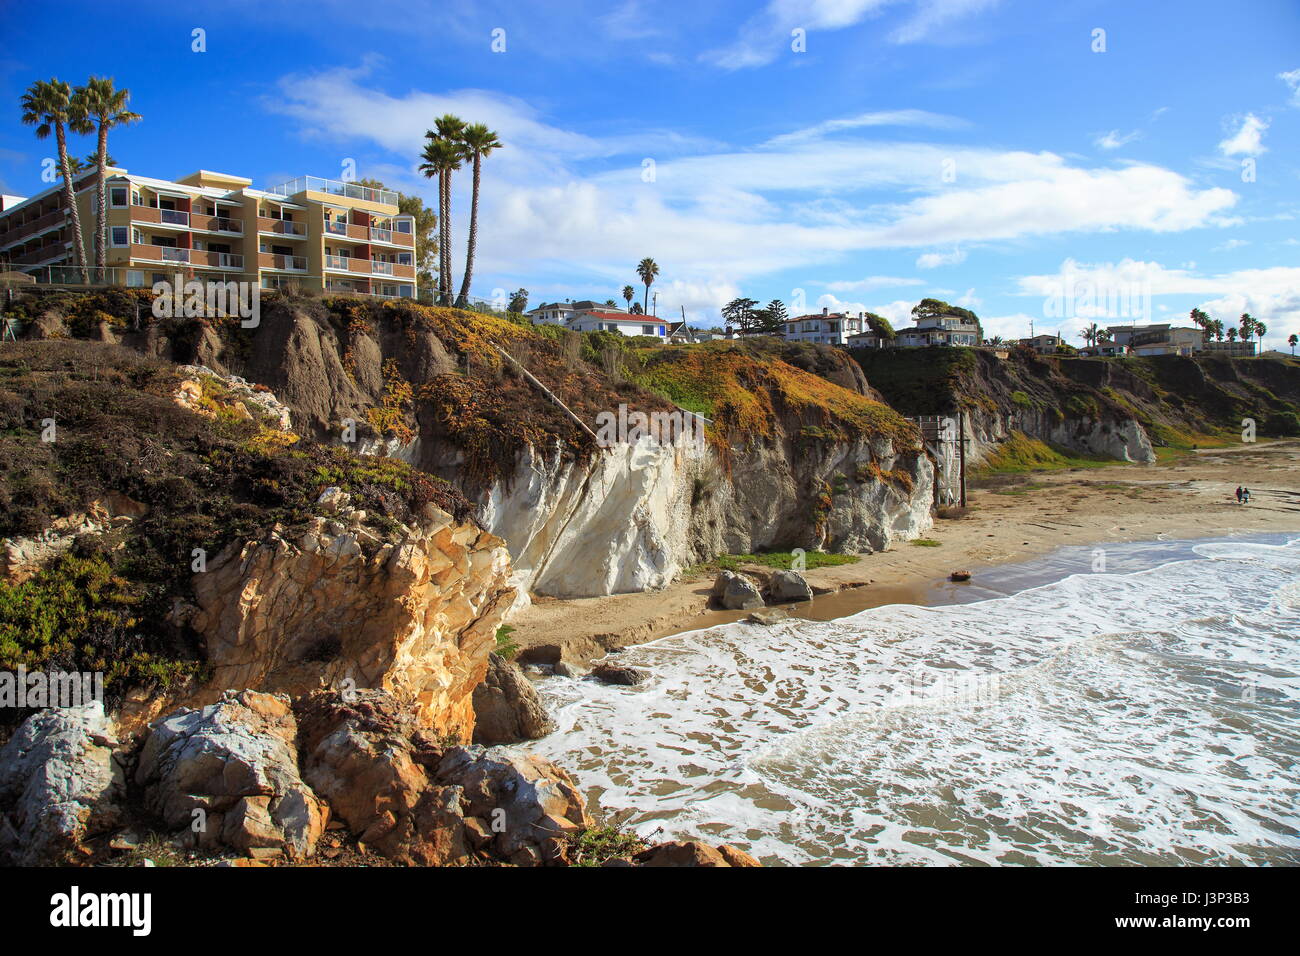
[[259, 253, 307, 271], [258, 217, 305, 237], [1, 208, 64, 246], [323, 220, 347, 236], [160, 247, 190, 263], [267, 175, 398, 207], [371, 260, 394, 275], [370, 227, 393, 244], [324, 254, 350, 270], [160, 209, 190, 226], [193, 214, 243, 234]]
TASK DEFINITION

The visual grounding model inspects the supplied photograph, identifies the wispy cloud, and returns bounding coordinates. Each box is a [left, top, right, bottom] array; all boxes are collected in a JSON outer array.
[[916, 248, 967, 268], [1095, 129, 1140, 150], [1279, 68, 1300, 106], [763, 109, 970, 147], [1218, 113, 1268, 157]]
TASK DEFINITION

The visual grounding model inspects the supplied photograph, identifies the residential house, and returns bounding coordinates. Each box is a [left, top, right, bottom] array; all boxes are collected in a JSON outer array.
[[781, 308, 865, 345], [893, 312, 980, 348], [0, 168, 418, 298], [1202, 339, 1256, 357], [566, 310, 667, 340], [1019, 333, 1064, 354], [1080, 341, 1128, 357]]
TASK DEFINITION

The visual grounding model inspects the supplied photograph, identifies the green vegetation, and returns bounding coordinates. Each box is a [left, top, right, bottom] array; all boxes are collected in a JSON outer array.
[[494, 624, 520, 660], [973, 431, 1114, 476], [567, 825, 650, 867], [910, 538, 942, 547], [686, 551, 860, 574]]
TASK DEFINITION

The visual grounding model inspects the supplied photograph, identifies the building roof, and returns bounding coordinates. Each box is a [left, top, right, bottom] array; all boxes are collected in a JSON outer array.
[[572, 311, 660, 324]]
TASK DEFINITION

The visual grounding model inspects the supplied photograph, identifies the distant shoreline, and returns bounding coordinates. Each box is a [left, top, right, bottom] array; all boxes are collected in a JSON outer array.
[[510, 440, 1300, 668]]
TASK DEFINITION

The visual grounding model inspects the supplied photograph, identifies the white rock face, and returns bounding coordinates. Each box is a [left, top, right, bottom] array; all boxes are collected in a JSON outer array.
[[963, 407, 1156, 465], [478, 435, 933, 600]]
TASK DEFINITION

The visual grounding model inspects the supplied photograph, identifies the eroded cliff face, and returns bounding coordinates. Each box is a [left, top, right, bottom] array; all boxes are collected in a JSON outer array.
[[480, 432, 931, 600], [185, 496, 515, 739], [958, 404, 1155, 465]]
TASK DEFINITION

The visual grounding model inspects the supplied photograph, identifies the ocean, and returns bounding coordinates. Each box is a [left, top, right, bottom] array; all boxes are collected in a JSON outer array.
[[521, 534, 1300, 865]]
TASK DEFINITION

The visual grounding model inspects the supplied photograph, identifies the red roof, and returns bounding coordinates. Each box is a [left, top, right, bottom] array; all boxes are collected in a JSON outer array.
[[577, 311, 659, 323]]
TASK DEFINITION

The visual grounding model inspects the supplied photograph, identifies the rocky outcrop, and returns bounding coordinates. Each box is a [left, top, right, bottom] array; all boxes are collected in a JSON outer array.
[[629, 840, 762, 867], [590, 662, 647, 686], [187, 495, 515, 740], [472, 654, 554, 745], [135, 690, 326, 860], [0, 703, 125, 865], [767, 569, 813, 603], [297, 689, 588, 866], [1, 492, 147, 585], [711, 570, 765, 610], [174, 364, 294, 430]]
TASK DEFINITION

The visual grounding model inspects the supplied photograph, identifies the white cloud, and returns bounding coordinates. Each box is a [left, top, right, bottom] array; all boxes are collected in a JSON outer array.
[[763, 109, 969, 147], [1218, 113, 1269, 157], [890, 0, 1001, 44], [599, 1, 664, 40], [824, 275, 924, 292], [1280, 68, 1300, 106], [916, 248, 967, 268], [1095, 129, 1140, 150]]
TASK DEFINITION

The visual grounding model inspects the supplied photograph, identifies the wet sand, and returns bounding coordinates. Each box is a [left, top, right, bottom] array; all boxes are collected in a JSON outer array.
[[510, 439, 1300, 666]]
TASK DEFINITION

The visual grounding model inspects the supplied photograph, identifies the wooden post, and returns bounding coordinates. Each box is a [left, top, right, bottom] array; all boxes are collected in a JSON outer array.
[[958, 409, 967, 507]]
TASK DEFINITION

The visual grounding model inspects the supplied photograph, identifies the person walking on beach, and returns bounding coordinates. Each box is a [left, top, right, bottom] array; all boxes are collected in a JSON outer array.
[[1236, 486, 1244, 504], [1243, 487, 1251, 504]]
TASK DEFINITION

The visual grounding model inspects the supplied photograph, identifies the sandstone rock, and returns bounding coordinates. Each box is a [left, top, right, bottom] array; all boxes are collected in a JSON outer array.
[[472, 653, 555, 745], [135, 690, 325, 860], [552, 661, 579, 678], [590, 662, 647, 686], [188, 504, 516, 740], [633, 840, 761, 867], [0, 703, 125, 865], [768, 569, 813, 603], [745, 609, 788, 626], [711, 570, 765, 610], [316, 486, 351, 513]]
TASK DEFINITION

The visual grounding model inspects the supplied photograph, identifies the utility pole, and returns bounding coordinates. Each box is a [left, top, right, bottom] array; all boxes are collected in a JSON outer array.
[[652, 291, 658, 317], [957, 409, 967, 508]]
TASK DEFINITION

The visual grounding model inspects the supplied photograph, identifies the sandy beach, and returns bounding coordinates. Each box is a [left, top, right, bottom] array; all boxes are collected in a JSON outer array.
[[511, 439, 1300, 666]]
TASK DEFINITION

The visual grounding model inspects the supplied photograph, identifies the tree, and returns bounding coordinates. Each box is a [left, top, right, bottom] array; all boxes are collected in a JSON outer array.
[[22, 78, 89, 279], [630, 302, 643, 314], [1098, 328, 1113, 342], [1288, 333, 1297, 355], [1209, 318, 1224, 341], [986, 335, 1004, 346], [912, 297, 981, 340], [1078, 322, 1100, 347], [636, 257, 659, 314], [765, 299, 788, 327], [359, 179, 438, 298], [621, 285, 634, 311], [1254, 320, 1267, 352], [1239, 313, 1256, 342], [721, 297, 760, 333], [1227, 327, 1238, 343], [455, 122, 501, 308], [862, 312, 896, 341], [419, 115, 467, 305], [1189, 307, 1210, 331], [70, 77, 139, 275], [508, 288, 528, 314]]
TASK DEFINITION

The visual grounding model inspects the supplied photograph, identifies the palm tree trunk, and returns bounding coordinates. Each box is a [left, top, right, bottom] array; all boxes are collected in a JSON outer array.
[[456, 154, 481, 309], [55, 123, 88, 280], [95, 123, 109, 275], [643, 284, 649, 313], [436, 171, 447, 304]]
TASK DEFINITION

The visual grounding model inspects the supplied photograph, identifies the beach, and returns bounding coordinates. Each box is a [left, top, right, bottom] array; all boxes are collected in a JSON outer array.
[[511, 439, 1300, 663]]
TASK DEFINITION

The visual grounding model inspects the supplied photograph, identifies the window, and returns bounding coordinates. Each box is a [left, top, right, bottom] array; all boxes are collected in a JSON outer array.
[[125, 270, 144, 287], [110, 187, 127, 207], [131, 190, 142, 206], [642, 325, 655, 335], [111, 227, 128, 246], [131, 228, 143, 244]]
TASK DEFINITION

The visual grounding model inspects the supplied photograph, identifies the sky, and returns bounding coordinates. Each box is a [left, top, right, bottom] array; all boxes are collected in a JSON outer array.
[[1, 0, 1298, 346]]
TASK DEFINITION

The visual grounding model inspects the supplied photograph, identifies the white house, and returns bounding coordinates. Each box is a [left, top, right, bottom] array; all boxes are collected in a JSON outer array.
[[781, 308, 864, 345], [527, 299, 624, 325], [894, 313, 980, 348], [567, 310, 668, 341]]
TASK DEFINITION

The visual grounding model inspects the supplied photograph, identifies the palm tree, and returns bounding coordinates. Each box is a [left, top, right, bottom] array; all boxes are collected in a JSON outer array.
[[21, 78, 90, 279], [419, 121, 466, 306], [1239, 313, 1256, 342], [1227, 327, 1238, 343], [1254, 320, 1267, 352], [70, 77, 140, 276], [1288, 333, 1297, 355], [622, 285, 634, 311], [1078, 322, 1100, 347], [636, 257, 659, 314], [455, 123, 501, 308]]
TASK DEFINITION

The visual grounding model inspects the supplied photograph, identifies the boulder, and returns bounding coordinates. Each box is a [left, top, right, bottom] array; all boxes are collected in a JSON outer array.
[[472, 653, 555, 745], [590, 662, 647, 686], [633, 840, 762, 867], [0, 703, 125, 865], [745, 609, 788, 626], [768, 569, 813, 603], [135, 690, 326, 860], [710, 570, 765, 610]]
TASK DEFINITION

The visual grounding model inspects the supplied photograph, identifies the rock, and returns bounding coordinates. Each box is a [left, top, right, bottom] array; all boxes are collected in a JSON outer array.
[[436, 746, 591, 863], [633, 840, 762, 867], [472, 653, 555, 745], [768, 569, 813, 603], [552, 661, 579, 678], [745, 609, 788, 626], [710, 571, 765, 610], [0, 703, 125, 865], [316, 486, 351, 513], [188, 503, 516, 740], [135, 690, 325, 860], [590, 662, 647, 686], [949, 570, 972, 582]]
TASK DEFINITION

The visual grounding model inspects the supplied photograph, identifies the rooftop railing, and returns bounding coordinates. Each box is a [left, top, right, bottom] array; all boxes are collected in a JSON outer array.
[[266, 176, 398, 207]]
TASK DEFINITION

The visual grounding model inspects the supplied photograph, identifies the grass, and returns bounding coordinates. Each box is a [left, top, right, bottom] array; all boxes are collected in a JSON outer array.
[[973, 431, 1115, 476], [494, 624, 520, 660], [687, 551, 861, 574], [910, 538, 942, 547]]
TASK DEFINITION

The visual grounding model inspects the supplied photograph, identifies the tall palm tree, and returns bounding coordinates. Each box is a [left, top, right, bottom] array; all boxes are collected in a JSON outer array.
[[454, 123, 501, 308], [636, 257, 659, 314], [71, 77, 140, 275], [419, 130, 465, 306], [1239, 313, 1256, 342], [1078, 322, 1100, 347], [21, 78, 90, 279], [1227, 327, 1238, 343], [622, 285, 634, 311], [1288, 333, 1297, 355], [1254, 320, 1267, 352]]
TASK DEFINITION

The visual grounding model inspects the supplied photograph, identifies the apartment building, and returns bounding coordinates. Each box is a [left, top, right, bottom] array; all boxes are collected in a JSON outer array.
[[0, 168, 417, 299], [1105, 324, 1204, 357]]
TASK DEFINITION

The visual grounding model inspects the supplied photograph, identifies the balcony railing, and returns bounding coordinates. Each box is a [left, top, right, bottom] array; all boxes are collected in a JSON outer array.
[[214, 218, 242, 234], [160, 247, 191, 263], [267, 175, 398, 207], [160, 209, 190, 226], [262, 253, 307, 271], [324, 254, 349, 270], [215, 253, 243, 268], [324, 220, 347, 235], [371, 260, 394, 275], [369, 227, 393, 243]]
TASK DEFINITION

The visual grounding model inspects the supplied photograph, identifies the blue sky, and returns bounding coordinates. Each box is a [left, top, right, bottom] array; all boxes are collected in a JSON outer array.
[[2, 0, 1298, 345]]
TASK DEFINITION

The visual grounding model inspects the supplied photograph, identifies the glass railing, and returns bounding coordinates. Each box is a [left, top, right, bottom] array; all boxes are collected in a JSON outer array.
[[324, 254, 349, 270], [160, 209, 189, 226], [214, 218, 242, 233], [278, 221, 304, 235], [215, 253, 243, 268], [160, 247, 190, 262], [266, 176, 398, 207], [323, 220, 347, 235], [371, 260, 394, 275], [369, 227, 393, 243]]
